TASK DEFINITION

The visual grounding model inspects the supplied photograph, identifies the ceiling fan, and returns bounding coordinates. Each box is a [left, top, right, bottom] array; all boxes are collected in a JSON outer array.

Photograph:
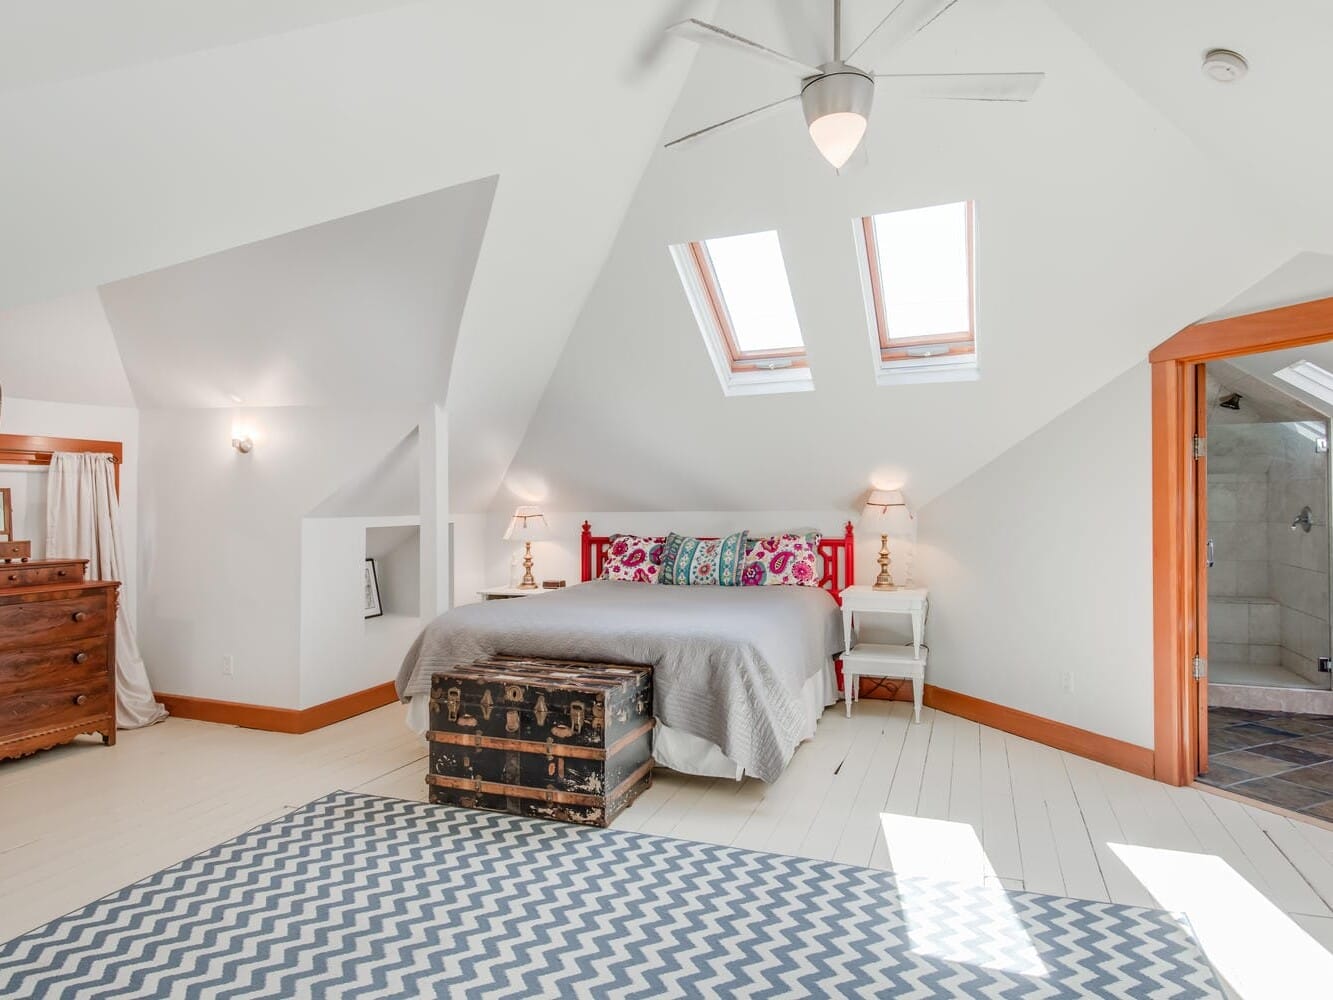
[[665, 0, 1044, 169]]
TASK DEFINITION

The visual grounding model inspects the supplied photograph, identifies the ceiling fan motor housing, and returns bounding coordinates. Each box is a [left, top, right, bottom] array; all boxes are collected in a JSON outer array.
[[801, 64, 875, 128]]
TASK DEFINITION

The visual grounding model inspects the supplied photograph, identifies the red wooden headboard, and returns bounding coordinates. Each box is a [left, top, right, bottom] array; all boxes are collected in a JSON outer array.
[[580, 522, 856, 604]]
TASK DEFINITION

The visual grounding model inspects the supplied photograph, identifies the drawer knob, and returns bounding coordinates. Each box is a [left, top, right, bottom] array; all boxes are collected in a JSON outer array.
[[7, 574, 15, 582], [74, 694, 87, 706], [57, 570, 67, 577], [72, 612, 87, 622], [73, 652, 89, 664]]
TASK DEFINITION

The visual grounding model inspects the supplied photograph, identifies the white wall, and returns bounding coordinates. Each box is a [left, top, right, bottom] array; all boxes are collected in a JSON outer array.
[[453, 509, 916, 605], [914, 363, 1154, 748], [0, 396, 140, 621], [299, 516, 421, 709], [137, 404, 421, 707]]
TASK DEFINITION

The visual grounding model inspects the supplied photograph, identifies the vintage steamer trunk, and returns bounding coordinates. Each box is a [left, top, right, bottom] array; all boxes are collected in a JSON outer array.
[[427, 656, 653, 827]]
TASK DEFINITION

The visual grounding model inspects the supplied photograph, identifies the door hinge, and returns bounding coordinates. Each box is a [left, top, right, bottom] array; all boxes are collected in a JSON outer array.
[[1193, 655, 1206, 680], [1193, 436, 1207, 459]]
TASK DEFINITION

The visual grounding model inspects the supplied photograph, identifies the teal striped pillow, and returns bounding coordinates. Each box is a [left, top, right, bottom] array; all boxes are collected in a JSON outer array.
[[660, 531, 748, 586]]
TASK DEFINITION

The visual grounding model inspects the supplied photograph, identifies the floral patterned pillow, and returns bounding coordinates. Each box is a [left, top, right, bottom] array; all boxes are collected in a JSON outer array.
[[660, 531, 748, 586], [742, 533, 822, 587], [601, 534, 666, 584]]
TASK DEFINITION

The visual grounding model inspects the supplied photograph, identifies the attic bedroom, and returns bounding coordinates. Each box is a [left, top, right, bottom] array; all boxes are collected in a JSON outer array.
[[2, 1, 1332, 997]]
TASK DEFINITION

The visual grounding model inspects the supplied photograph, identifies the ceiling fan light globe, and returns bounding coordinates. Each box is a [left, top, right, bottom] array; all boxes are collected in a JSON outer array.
[[801, 67, 874, 170], [808, 111, 867, 168]]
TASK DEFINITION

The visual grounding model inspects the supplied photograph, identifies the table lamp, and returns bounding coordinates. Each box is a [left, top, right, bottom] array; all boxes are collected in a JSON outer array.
[[861, 490, 908, 591], [503, 505, 549, 590]]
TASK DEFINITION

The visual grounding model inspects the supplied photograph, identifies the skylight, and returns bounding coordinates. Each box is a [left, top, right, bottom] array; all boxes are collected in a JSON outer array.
[[671, 230, 812, 396], [1274, 360, 1333, 407], [855, 200, 978, 385]]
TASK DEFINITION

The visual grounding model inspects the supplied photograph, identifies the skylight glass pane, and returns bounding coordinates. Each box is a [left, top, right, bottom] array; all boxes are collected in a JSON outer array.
[[872, 202, 970, 341], [1274, 360, 1333, 406], [703, 231, 804, 353]]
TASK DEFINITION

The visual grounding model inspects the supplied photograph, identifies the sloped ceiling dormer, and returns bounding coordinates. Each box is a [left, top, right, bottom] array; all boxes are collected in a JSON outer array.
[[0, 290, 133, 406], [0, 1, 715, 505], [493, 0, 1295, 513], [99, 178, 497, 409]]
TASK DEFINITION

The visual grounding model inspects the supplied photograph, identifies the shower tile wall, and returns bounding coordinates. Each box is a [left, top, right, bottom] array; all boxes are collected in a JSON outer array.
[[1209, 420, 1330, 687]]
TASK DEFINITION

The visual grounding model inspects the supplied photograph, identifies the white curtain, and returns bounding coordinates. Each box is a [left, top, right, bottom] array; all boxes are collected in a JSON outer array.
[[46, 452, 167, 729]]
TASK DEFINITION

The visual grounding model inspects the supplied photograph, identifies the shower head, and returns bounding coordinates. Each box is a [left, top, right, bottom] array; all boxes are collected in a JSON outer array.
[[1219, 392, 1242, 410]]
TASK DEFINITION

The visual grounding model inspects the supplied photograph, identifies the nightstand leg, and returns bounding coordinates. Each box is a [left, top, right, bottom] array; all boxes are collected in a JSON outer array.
[[845, 673, 854, 717], [913, 681, 922, 724], [911, 609, 924, 659]]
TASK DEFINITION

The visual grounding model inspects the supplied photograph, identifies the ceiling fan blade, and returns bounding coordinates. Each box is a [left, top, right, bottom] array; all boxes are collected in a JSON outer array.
[[664, 95, 800, 150], [667, 18, 822, 76], [847, 0, 960, 67], [875, 72, 1045, 101]]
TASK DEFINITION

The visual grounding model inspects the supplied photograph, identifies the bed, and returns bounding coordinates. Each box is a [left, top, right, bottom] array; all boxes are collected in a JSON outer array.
[[397, 523, 854, 782]]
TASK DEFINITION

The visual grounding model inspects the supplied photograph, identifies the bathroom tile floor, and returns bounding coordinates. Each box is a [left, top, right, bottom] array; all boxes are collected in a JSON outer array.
[[1200, 706, 1333, 819]]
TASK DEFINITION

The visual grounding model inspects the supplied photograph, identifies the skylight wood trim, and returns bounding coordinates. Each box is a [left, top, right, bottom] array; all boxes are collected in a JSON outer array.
[[860, 202, 976, 361], [685, 240, 809, 372]]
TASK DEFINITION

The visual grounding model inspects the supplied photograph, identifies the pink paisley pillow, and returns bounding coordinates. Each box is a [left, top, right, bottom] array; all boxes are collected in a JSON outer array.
[[601, 534, 666, 584], [742, 532, 821, 587]]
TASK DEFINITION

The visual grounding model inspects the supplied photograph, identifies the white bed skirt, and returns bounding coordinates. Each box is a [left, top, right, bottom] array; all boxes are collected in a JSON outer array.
[[403, 661, 838, 782]]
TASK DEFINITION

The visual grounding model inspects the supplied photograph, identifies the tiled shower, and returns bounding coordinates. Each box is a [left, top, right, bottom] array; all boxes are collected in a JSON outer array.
[[1207, 369, 1333, 697]]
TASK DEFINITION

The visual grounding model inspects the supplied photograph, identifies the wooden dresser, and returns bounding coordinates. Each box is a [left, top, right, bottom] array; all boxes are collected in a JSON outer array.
[[0, 558, 119, 762]]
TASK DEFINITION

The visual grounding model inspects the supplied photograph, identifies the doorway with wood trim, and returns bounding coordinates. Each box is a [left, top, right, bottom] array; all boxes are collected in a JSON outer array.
[[1153, 300, 1333, 819]]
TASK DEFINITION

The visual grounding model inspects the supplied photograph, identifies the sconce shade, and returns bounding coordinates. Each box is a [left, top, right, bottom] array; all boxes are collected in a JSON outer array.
[[503, 505, 549, 542]]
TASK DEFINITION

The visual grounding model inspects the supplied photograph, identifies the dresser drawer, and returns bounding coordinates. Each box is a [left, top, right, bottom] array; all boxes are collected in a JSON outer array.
[[0, 561, 86, 588], [0, 593, 108, 652], [0, 668, 110, 743], [0, 540, 31, 561], [0, 636, 109, 692]]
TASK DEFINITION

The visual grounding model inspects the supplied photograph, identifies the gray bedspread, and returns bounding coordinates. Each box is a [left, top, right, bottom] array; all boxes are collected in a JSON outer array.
[[396, 580, 843, 782]]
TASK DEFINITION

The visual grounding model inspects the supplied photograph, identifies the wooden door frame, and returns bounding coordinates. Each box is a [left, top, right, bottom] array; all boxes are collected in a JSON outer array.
[[1152, 296, 1333, 785]]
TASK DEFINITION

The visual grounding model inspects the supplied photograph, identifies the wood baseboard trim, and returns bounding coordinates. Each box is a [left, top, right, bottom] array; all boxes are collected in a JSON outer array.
[[921, 685, 1156, 780], [154, 682, 398, 735]]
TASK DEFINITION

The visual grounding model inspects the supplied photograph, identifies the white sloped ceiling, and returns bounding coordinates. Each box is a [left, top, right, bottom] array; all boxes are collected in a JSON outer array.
[[0, 1, 713, 505], [99, 178, 496, 410], [1045, 0, 1333, 254], [494, 0, 1293, 513]]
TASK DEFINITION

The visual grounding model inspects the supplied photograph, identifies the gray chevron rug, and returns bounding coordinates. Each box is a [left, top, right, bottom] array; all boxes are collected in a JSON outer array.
[[0, 790, 1219, 999]]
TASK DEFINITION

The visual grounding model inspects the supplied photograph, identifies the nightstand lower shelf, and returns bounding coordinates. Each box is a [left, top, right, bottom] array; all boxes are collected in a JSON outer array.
[[843, 643, 927, 723]]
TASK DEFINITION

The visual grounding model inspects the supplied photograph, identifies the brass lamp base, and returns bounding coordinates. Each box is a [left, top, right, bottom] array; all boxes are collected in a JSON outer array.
[[518, 540, 538, 589], [872, 532, 896, 591]]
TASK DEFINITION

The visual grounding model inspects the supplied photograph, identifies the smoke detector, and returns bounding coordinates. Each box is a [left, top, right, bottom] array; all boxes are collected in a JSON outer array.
[[1202, 49, 1248, 83]]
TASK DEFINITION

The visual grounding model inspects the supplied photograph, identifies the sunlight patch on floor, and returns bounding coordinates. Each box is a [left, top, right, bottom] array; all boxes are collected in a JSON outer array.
[[1111, 842, 1333, 999], [881, 812, 1048, 977]]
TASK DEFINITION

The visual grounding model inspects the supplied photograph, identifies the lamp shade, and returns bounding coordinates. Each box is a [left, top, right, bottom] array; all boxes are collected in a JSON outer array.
[[861, 489, 907, 525], [503, 505, 549, 542]]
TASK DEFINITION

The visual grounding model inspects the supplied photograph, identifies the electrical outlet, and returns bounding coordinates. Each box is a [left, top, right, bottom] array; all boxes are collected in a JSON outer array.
[[1061, 672, 1075, 694], [222, 654, 234, 677], [1320, 657, 1331, 673]]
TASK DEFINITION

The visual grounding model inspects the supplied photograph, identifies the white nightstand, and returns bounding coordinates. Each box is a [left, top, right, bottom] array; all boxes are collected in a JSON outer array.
[[478, 586, 559, 601], [839, 585, 929, 723]]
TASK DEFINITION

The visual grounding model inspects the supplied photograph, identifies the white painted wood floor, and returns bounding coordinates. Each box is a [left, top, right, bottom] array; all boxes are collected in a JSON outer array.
[[2, 700, 1332, 997]]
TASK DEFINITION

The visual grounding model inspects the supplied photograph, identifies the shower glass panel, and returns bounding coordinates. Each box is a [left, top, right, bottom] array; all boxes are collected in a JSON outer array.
[[1207, 374, 1333, 692]]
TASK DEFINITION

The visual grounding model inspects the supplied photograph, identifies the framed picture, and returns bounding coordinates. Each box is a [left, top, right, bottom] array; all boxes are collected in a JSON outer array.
[[363, 558, 383, 619], [0, 487, 11, 542]]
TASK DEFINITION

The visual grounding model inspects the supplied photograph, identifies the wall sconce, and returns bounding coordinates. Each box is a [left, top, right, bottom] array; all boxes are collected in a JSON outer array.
[[231, 422, 256, 454]]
